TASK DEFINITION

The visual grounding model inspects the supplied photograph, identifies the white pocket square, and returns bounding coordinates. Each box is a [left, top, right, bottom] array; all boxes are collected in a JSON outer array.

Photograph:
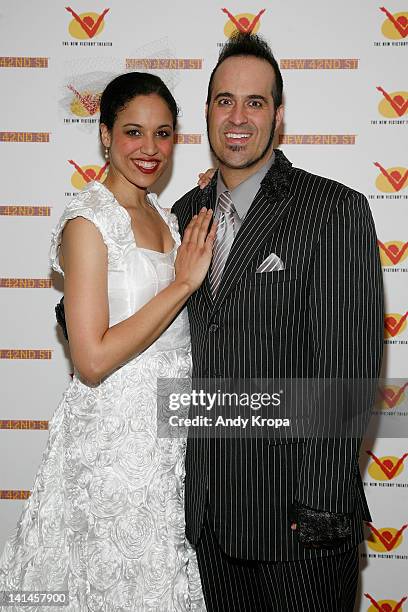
[[256, 253, 285, 273]]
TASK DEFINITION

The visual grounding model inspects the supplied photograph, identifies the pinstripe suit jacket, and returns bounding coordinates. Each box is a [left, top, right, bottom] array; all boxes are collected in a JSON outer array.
[[172, 150, 383, 562]]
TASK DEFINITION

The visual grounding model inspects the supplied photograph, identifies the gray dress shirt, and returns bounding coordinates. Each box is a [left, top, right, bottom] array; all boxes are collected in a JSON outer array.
[[215, 151, 275, 236]]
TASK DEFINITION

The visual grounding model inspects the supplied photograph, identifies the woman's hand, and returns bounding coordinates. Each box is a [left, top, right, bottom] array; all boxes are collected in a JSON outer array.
[[197, 168, 216, 190], [61, 211, 216, 384], [174, 208, 217, 293]]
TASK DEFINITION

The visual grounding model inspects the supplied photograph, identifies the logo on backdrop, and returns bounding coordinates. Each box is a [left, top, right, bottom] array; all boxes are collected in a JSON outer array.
[[371, 87, 408, 125], [367, 163, 407, 203], [63, 7, 112, 47], [366, 523, 408, 553], [68, 84, 101, 117], [384, 312, 408, 343], [367, 451, 408, 480], [0, 490, 31, 500], [279, 135, 355, 145], [0, 206, 51, 217], [62, 82, 102, 126], [375, 163, 408, 192], [126, 59, 202, 70], [66, 7, 109, 39], [377, 383, 408, 411], [0, 420, 48, 430], [60, 66, 116, 130], [173, 134, 202, 144], [0, 57, 48, 68], [371, 87, 408, 127], [364, 593, 407, 611], [222, 8, 266, 37], [377, 87, 408, 117], [67, 160, 109, 194], [0, 278, 51, 289], [371, 382, 408, 429], [0, 350, 51, 360], [380, 7, 408, 40], [374, 6, 408, 47], [0, 132, 49, 143], [280, 58, 359, 70], [125, 37, 192, 92], [378, 241, 408, 270]]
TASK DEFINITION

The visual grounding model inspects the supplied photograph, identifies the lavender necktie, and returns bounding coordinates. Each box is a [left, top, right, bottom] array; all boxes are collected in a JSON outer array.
[[210, 191, 236, 295]]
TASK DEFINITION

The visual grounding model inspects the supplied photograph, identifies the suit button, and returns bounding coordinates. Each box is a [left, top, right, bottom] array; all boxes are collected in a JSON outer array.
[[209, 324, 219, 333]]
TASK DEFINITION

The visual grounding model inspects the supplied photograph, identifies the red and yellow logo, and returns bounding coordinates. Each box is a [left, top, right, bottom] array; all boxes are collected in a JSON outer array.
[[378, 241, 408, 266], [367, 523, 408, 552], [68, 160, 109, 190], [375, 162, 408, 192], [367, 451, 408, 480], [222, 7, 265, 37], [380, 6, 408, 39], [66, 7, 109, 39], [377, 87, 408, 118], [376, 383, 408, 410], [68, 84, 101, 117], [365, 593, 407, 611], [384, 312, 408, 338]]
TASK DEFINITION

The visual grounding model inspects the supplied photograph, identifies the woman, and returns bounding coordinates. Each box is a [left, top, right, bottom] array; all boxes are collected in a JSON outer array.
[[0, 72, 215, 611]]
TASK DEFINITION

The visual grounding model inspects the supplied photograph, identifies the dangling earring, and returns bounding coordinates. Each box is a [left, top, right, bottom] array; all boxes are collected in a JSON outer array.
[[104, 147, 109, 160]]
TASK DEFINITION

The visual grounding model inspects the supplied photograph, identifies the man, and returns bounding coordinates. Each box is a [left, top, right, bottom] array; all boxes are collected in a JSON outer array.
[[172, 33, 383, 610]]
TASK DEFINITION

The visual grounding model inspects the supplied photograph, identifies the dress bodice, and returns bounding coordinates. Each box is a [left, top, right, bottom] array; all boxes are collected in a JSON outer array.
[[49, 181, 190, 362]]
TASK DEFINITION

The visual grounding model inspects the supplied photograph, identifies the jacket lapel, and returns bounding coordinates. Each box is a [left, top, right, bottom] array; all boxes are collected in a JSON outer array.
[[211, 150, 295, 312]]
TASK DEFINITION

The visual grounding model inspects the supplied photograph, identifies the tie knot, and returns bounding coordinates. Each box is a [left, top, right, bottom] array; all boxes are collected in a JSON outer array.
[[218, 191, 235, 215]]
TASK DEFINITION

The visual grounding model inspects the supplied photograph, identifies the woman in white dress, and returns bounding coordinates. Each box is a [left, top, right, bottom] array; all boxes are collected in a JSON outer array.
[[0, 72, 216, 611]]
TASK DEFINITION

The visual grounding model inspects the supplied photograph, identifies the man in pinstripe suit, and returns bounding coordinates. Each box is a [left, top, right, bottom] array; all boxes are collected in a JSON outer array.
[[172, 34, 384, 611]]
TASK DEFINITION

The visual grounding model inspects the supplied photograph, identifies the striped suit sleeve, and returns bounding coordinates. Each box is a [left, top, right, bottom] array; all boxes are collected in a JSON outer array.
[[295, 192, 384, 513]]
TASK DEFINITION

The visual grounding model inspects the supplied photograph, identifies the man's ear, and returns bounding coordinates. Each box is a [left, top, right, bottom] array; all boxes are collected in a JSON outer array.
[[275, 105, 284, 132], [205, 104, 208, 120], [100, 123, 111, 149]]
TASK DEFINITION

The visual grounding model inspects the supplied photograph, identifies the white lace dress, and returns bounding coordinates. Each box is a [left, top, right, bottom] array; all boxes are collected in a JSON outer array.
[[0, 181, 205, 611]]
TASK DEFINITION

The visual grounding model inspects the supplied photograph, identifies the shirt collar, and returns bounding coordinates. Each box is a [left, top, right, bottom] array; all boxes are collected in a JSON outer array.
[[216, 151, 275, 220]]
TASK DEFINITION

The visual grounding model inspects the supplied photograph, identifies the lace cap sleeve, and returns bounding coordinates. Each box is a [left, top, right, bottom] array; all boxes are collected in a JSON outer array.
[[49, 186, 110, 276]]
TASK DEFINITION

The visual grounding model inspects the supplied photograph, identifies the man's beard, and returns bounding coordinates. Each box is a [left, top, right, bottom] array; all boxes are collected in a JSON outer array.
[[207, 113, 276, 170]]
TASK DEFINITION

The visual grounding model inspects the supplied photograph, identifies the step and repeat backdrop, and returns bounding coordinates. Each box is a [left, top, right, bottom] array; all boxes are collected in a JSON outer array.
[[0, 1, 407, 609]]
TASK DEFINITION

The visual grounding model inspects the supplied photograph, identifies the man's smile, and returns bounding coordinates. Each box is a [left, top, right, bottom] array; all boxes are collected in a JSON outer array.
[[224, 132, 251, 140], [223, 131, 253, 148]]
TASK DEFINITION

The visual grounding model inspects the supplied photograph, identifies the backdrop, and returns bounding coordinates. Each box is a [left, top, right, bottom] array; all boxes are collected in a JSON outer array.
[[0, 2, 407, 609]]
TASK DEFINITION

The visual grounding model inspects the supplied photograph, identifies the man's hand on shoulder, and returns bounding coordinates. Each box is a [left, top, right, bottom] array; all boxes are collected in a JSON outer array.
[[197, 168, 216, 190]]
